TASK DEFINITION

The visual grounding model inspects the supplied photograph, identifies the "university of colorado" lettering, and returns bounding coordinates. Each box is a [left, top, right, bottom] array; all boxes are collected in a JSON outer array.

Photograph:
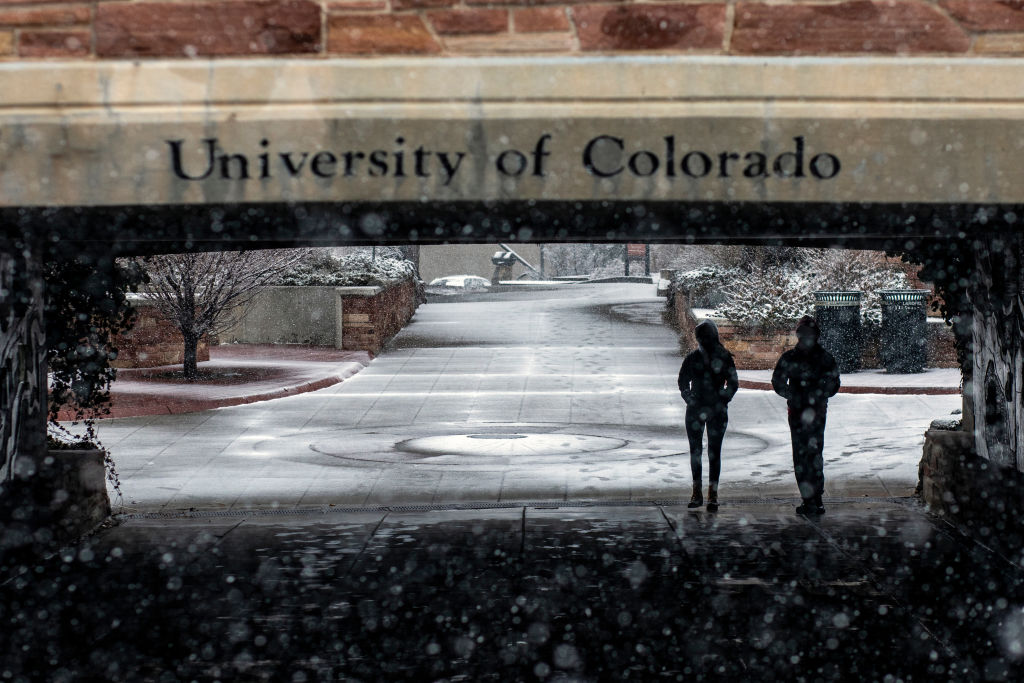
[[166, 133, 841, 186]]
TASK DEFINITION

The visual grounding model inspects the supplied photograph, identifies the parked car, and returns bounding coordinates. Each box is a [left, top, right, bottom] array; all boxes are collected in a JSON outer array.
[[428, 275, 491, 290]]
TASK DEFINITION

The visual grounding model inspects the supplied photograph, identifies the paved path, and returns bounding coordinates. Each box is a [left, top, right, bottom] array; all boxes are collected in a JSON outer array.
[[94, 284, 961, 512]]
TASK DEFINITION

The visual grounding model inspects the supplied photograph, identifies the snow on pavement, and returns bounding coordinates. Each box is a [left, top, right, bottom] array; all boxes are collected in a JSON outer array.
[[95, 283, 960, 511]]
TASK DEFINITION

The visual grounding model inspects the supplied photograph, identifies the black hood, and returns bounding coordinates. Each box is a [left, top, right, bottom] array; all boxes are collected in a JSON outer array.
[[695, 320, 720, 349]]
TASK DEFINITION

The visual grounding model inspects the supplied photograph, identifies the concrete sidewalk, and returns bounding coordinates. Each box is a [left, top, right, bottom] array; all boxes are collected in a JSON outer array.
[[90, 285, 961, 513]]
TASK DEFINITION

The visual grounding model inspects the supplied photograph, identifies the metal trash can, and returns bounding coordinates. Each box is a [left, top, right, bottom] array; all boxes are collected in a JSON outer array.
[[879, 289, 930, 374], [814, 291, 864, 373]]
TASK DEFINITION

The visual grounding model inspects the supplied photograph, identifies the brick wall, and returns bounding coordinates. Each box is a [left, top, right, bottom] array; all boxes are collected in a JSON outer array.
[[668, 286, 958, 370], [3, 1, 1024, 59], [112, 299, 209, 369], [340, 279, 419, 354]]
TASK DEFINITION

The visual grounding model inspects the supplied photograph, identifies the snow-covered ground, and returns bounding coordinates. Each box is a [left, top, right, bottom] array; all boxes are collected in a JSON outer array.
[[95, 283, 960, 512]]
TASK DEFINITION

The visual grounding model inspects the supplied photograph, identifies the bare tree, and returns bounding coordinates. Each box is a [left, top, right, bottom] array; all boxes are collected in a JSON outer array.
[[541, 244, 623, 277], [143, 249, 307, 379]]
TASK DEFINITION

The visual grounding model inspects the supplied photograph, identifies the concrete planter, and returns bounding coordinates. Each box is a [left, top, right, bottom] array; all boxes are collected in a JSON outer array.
[[1, 448, 111, 550], [221, 280, 420, 354]]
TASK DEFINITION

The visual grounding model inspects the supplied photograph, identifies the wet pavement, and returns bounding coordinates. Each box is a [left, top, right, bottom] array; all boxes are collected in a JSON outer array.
[[92, 284, 960, 512], [19, 283, 995, 679], [4, 500, 1023, 681]]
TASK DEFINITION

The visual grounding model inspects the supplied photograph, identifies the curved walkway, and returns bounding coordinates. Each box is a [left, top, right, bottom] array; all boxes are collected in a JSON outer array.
[[92, 284, 961, 513]]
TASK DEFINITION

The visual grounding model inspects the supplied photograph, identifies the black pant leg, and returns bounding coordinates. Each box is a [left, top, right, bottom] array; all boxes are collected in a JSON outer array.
[[809, 412, 827, 504], [789, 407, 827, 504], [705, 408, 728, 485], [685, 406, 706, 484]]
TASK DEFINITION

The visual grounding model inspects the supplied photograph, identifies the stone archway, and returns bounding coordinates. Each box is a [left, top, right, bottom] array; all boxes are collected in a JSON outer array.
[[2, 56, 1023, 526]]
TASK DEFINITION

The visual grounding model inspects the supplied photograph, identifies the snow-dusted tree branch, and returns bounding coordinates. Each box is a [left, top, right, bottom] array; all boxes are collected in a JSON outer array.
[[142, 249, 308, 379]]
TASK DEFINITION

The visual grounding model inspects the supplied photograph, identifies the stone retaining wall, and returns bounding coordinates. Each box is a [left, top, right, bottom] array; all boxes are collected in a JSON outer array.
[[339, 280, 420, 354], [222, 281, 419, 355], [0, 449, 110, 554], [112, 298, 209, 369], [222, 286, 342, 348], [2, 1, 1023, 60], [919, 428, 1024, 538]]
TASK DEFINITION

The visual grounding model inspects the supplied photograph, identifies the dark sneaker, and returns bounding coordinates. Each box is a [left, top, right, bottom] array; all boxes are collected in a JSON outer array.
[[706, 487, 719, 513], [687, 487, 703, 509], [795, 502, 815, 516]]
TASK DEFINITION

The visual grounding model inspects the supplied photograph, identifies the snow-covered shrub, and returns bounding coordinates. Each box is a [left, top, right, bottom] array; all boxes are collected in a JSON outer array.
[[542, 244, 623, 277], [672, 265, 741, 307], [800, 250, 909, 326], [275, 249, 416, 287], [712, 249, 909, 329], [715, 268, 815, 328]]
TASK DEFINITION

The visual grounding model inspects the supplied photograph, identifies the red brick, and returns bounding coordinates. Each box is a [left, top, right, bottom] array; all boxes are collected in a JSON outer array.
[[392, 0, 457, 10], [328, 14, 441, 54], [574, 4, 725, 51], [428, 9, 507, 35], [326, 0, 387, 11], [0, 6, 90, 26], [514, 7, 569, 32], [732, 1, 970, 55], [941, 1, 1024, 32], [95, 1, 320, 58], [0, 0, 69, 5], [18, 29, 89, 56]]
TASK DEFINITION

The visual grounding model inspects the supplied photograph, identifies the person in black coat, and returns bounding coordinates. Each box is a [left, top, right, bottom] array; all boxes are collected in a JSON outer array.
[[771, 315, 841, 516], [678, 320, 739, 511]]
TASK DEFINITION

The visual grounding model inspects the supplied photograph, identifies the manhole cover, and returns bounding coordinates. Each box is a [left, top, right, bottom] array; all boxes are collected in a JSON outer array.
[[292, 423, 767, 468], [399, 433, 628, 458]]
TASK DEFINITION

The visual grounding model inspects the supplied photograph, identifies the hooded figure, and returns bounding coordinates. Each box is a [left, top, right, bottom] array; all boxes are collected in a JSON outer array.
[[772, 315, 841, 516], [677, 320, 739, 511]]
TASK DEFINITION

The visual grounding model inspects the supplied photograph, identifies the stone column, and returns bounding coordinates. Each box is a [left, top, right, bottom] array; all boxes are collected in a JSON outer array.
[[0, 239, 48, 484], [968, 234, 1024, 471]]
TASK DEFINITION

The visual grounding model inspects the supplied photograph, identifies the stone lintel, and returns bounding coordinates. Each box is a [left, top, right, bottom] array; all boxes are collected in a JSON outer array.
[[4, 57, 1024, 215], [6, 56, 1024, 108]]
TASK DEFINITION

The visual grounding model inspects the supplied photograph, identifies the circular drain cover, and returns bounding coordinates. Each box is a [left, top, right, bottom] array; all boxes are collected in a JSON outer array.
[[298, 424, 767, 468], [399, 432, 627, 458]]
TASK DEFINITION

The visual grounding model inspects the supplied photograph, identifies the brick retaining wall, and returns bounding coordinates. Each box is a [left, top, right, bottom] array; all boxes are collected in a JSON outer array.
[[340, 280, 419, 354], [112, 299, 209, 369], [668, 286, 958, 370], [3, 1, 1024, 60]]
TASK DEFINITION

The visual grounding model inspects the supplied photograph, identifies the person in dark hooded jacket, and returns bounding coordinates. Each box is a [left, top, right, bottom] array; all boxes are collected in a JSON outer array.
[[678, 320, 739, 511], [772, 315, 841, 516]]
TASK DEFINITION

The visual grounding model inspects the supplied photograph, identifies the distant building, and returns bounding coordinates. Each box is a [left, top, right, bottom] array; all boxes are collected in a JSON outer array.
[[417, 244, 542, 283]]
